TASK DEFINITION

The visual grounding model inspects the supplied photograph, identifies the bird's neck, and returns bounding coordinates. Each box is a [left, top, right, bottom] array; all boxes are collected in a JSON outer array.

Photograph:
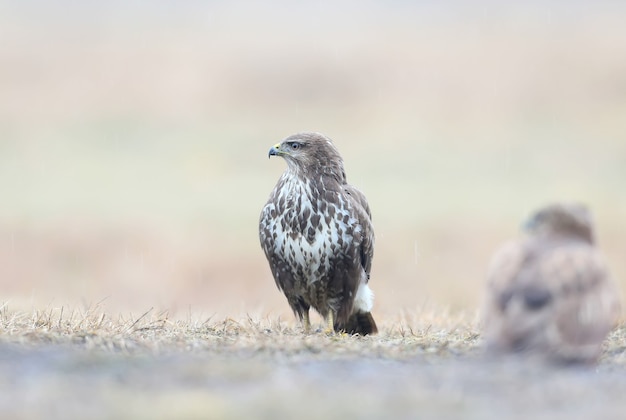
[[277, 167, 344, 208], [533, 229, 594, 246], [286, 164, 346, 185]]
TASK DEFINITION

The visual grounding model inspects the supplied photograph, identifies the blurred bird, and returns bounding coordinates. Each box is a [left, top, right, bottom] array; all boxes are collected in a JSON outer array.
[[259, 132, 377, 335], [482, 203, 621, 363]]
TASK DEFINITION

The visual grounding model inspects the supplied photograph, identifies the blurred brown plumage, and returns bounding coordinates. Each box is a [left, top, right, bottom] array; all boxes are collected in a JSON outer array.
[[482, 203, 621, 363]]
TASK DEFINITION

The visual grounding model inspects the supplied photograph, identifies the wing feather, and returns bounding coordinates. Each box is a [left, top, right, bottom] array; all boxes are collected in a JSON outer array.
[[483, 239, 621, 362], [343, 184, 374, 278]]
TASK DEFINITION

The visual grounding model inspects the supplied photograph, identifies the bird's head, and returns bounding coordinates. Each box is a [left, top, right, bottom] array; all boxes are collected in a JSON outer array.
[[268, 132, 346, 181], [523, 203, 594, 243]]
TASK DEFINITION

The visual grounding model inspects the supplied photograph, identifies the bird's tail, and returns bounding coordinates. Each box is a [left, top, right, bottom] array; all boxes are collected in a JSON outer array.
[[338, 311, 378, 335]]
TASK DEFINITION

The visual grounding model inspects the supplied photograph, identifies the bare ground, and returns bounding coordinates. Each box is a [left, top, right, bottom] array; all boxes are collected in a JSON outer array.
[[1, 306, 626, 420]]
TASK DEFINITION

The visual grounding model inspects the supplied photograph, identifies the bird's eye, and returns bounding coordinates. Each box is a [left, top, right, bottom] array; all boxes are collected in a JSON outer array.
[[290, 142, 300, 150]]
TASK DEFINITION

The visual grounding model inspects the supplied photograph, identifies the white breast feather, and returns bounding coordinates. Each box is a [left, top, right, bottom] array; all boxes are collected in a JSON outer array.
[[267, 177, 359, 284]]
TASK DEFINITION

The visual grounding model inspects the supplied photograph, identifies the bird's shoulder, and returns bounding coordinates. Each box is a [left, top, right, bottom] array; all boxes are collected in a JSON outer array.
[[486, 239, 528, 292], [488, 237, 611, 296], [342, 183, 372, 219], [534, 241, 610, 294]]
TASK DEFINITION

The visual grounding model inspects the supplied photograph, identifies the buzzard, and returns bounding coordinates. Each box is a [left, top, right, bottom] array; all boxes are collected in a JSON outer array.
[[482, 203, 621, 363], [259, 132, 377, 335]]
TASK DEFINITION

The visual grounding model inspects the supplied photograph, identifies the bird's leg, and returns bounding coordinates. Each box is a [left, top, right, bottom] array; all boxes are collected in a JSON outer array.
[[302, 311, 311, 334], [324, 311, 335, 335]]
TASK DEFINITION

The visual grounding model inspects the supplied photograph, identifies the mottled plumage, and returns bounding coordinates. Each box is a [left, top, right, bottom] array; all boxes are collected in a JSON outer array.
[[259, 132, 377, 334], [483, 203, 621, 363]]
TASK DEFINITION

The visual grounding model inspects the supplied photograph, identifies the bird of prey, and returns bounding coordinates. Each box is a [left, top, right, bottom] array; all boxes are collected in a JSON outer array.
[[259, 132, 377, 335], [483, 203, 621, 363]]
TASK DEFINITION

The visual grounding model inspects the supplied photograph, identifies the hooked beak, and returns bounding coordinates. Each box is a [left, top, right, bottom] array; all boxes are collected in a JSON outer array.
[[268, 143, 282, 159]]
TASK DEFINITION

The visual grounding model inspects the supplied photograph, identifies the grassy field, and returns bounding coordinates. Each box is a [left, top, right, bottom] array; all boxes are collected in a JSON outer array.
[[1, 1, 626, 419], [1, 306, 626, 419]]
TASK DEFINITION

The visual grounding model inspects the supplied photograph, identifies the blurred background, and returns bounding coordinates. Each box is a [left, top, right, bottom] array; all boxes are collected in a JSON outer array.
[[0, 1, 624, 321]]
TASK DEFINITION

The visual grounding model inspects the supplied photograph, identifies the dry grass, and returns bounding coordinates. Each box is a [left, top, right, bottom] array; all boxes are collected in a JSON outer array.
[[0, 303, 480, 358], [1, 304, 626, 419]]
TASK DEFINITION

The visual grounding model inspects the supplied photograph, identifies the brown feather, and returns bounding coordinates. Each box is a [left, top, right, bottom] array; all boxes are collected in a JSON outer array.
[[339, 311, 378, 335], [259, 132, 377, 334], [482, 203, 621, 363]]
